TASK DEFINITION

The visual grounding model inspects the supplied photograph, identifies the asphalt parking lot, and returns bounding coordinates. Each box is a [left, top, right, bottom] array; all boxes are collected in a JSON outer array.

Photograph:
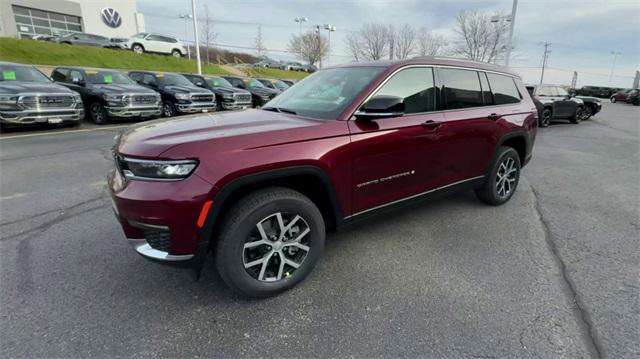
[[1, 102, 638, 358]]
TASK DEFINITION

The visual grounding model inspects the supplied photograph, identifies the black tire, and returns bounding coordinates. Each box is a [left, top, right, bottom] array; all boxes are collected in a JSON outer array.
[[171, 49, 181, 58], [632, 98, 639, 106], [610, 96, 616, 103], [89, 102, 108, 124], [582, 105, 593, 120], [475, 146, 521, 206], [216, 100, 223, 111], [132, 44, 144, 54], [539, 108, 551, 128], [215, 187, 325, 298], [570, 107, 583, 124], [162, 101, 177, 117]]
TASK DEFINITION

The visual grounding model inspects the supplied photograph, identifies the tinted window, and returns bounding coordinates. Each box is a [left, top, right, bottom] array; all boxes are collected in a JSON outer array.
[[0, 65, 51, 82], [147, 35, 162, 41], [223, 77, 244, 88], [142, 74, 157, 86], [51, 68, 69, 82], [537, 86, 556, 96], [487, 73, 521, 105], [556, 87, 568, 96], [479, 72, 493, 105], [129, 72, 142, 82], [439, 68, 483, 109], [69, 70, 83, 82], [85, 70, 134, 85], [207, 76, 233, 88], [373, 67, 436, 114]]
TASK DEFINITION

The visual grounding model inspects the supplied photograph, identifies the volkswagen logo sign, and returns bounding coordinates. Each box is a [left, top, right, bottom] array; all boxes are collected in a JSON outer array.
[[101, 7, 122, 28]]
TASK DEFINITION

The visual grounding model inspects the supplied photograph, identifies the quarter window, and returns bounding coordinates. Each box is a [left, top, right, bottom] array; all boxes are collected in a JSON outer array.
[[487, 73, 521, 104], [438, 68, 484, 109], [373, 67, 436, 114]]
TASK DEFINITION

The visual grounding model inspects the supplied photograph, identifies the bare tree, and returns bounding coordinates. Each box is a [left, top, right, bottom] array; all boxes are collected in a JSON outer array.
[[394, 24, 417, 59], [417, 28, 448, 56], [454, 10, 510, 63], [345, 22, 390, 61], [254, 26, 266, 57], [199, 4, 217, 64], [287, 30, 328, 66]]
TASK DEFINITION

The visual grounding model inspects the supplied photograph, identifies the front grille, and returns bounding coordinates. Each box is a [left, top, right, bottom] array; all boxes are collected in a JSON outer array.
[[131, 94, 158, 105], [21, 95, 75, 109], [144, 228, 172, 252], [191, 94, 214, 102], [234, 94, 251, 102]]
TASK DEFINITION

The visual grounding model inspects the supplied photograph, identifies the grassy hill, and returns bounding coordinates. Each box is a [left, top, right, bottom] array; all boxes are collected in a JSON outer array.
[[0, 38, 310, 80]]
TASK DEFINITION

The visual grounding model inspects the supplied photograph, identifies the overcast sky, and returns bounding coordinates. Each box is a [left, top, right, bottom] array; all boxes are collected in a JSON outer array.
[[137, 0, 639, 87]]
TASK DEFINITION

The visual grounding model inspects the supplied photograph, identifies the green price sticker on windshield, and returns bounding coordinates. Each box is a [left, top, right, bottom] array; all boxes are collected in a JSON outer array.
[[2, 71, 16, 80], [213, 80, 219, 86], [104, 75, 113, 84]]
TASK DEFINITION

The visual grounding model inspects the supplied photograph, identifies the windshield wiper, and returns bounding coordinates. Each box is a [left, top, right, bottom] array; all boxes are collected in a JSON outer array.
[[262, 106, 297, 115]]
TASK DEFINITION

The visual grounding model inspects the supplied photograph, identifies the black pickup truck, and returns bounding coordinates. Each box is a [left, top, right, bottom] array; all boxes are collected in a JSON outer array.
[[181, 74, 252, 111], [0, 62, 84, 128], [221, 75, 280, 108], [128, 71, 216, 117], [52, 67, 161, 124]]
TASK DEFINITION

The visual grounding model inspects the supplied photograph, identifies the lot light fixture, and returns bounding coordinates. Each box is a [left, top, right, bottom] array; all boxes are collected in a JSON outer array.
[[179, 14, 193, 59], [294, 17, 308, 59], [323, 24, 336, 67]]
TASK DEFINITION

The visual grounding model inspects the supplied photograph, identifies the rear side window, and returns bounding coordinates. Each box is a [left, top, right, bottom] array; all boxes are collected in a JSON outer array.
[[374, 67, 436, 114], [487, 73, 521, 105], [438, 68, 484, 109]]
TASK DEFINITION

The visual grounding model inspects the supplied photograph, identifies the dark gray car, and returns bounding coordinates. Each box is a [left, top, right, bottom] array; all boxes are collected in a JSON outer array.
[[53, 32, 111, 48]]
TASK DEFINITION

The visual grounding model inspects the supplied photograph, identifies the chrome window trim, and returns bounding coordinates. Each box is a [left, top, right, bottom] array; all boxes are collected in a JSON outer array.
[[344, 175, 485, 219]]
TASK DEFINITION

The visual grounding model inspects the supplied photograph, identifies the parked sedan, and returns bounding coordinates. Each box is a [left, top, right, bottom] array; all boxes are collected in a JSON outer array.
[[52, 32, 111, 47]]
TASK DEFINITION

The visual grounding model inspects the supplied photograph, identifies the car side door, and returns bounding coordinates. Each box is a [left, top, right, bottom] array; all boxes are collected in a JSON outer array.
[[144, 35, 164, 53], [348, 66, 446, 215], [551, 86, 577, 118]]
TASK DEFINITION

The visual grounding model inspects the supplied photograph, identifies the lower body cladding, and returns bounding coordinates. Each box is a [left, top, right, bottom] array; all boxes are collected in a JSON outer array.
[[0, 109, 84, 126], [108, 168, 214, 265], [177, 102, 217, 114], [106, 105, 161, 119]]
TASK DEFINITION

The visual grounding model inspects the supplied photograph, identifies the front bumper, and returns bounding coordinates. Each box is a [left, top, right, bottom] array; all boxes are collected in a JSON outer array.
[[0, 108, 84, 125], [176, 102, 217, 114], [106, 105, 162, 118], [221, 100, 251, 110], [108, 168, 214, 263]]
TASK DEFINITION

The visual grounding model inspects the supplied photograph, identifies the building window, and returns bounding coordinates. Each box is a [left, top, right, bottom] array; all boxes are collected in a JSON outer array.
[[11, 5, 83, 38]]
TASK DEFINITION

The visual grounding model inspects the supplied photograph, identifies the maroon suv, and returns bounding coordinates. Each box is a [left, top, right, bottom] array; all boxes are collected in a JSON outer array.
[[109, 58, 538, 297]]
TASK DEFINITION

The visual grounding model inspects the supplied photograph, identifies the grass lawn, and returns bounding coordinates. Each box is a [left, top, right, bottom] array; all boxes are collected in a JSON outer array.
[[0, 37, 228, 75]]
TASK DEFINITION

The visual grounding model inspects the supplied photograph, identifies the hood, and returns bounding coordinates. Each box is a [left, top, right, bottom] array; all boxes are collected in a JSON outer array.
[[91, 83, 156, 94], [118, 109, 323, 157], [575, 96, 601, 102], [250, 86, 280, 96], [213, 86, 250, 95], [0, 81, 74, 95], [163, 85, 208, 94]]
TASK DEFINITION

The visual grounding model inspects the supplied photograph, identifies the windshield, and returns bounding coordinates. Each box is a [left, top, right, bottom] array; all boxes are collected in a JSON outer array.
[[207, 76, 233, 88], [0, 65, 51, 83], [274, 80, 289, 90], [85, 70, 135, 85], [158, 73, 194, 87], [247, 79, 265, 89], [263, 66, 385, 120]]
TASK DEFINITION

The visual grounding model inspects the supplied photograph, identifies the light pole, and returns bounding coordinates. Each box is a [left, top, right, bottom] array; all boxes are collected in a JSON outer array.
[[491, 0, 518, 67], [609, 50, 622, 85], [190, 0, 201, 74], [179, 14, 192, 59], [294, 17, 308, 60], [323, 24, 336, 67]]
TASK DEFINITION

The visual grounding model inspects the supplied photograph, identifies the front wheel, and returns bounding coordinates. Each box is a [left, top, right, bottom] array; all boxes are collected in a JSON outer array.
[[582, 106, 593, 120], [89, 102, 108, 124], [132, 44, 144, 54], [539, 108, 551, 128], [610, 96, 616, 103], [162, 101, 177, 117], [171, 49, 181, 58], [475, 146, 521, 206], [570, 107, 583, 124], [215, 187, 325, 298]]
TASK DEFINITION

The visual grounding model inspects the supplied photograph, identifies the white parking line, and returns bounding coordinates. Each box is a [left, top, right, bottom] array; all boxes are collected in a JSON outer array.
[[0, 125, 130, 140], [0, 193, 31, 201]]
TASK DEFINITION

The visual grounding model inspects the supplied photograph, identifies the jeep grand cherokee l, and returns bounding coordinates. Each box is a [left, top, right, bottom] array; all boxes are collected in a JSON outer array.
[[128, 71, 216, 117], [52, 67, 161, 124], [0, 62, 84, 128], [525, 84, 591, 127], [182, 74, 252, 111], [109, 58, 537, 297]]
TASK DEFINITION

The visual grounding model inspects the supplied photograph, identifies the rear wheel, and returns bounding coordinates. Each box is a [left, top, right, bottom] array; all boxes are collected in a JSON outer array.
[[89, 102, 108, 124], [475, 146, 521, 206], [215, 187, 325, 298]]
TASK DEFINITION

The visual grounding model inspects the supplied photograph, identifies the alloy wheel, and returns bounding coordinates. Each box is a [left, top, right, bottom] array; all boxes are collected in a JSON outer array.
[[495, 157, 518, 199], [541, 109, 551, 127], [90, 103, 105, 123], [610, 97, 616, 103], [582, 106, 593, 120], [163, 103, 173, 117], [243, 212, 311, 282]]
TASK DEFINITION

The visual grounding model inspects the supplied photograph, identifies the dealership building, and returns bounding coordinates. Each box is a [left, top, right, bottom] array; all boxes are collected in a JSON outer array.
[[0, 0, 145, 39]]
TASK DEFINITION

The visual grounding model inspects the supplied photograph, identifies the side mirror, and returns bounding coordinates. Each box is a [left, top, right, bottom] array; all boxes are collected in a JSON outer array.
[[71, 78, 85, 86], [195, 81, 205, 87], [355, 95, 405, 120]]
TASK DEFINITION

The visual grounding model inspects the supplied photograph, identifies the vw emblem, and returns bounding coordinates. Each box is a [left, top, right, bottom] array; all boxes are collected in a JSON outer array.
[[101, 7, 122, 28]]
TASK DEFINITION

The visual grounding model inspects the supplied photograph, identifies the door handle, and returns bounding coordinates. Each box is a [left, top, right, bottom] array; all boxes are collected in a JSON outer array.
[[421, 120, 442, 130], [488, 113, 501, 121]]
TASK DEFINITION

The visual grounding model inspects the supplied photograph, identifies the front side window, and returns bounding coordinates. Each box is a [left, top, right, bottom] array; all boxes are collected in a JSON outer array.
[[487, 73, 521, 105], [439, 68, 484, 109], [263, 66, 385, 120], [69, 70, 84, 83], [0, 65, 51, 82], [372, 67, 436, 114]]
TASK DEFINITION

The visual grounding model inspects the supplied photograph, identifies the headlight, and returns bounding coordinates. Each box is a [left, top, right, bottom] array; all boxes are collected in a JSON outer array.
[[0, 95, 19, 110], [174, 93, 190, 100], [222, 93, 234, 99], [118, 157, 198, 181], [103, 94, 126, 102]]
